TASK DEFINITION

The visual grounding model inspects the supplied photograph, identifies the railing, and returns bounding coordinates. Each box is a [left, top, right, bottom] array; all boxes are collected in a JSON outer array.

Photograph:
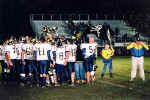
[[30, 13, 125, 21]]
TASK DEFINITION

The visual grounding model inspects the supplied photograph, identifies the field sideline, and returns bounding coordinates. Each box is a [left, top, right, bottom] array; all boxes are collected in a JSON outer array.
[[0, 57, 150, 100]]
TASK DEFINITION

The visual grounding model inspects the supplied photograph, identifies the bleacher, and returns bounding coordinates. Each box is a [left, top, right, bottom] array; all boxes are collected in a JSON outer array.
[[30, 15, 150, 56], [31, 20, 136, 37]]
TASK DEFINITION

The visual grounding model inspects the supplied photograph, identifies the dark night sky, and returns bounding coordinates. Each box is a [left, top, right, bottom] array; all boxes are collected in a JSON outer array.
[[0, 0, 150, 35]]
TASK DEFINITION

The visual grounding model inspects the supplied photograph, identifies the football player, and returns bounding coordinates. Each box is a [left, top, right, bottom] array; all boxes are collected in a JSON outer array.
[[55, 40, 69, 86], [0, 42, 6, 84], [34, 36, 51, 88], [81, 37, 98, 84], [21, 36, 35, 86], [32, 38, 40, 87], [65, 39, 77, 87], [4, 38, 18, 82], [46, 40, 58, 87], [15, 38, 23, 84]]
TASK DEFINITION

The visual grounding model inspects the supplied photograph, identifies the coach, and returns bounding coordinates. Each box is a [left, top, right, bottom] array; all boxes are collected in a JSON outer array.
[[127, 37, 149, 81]]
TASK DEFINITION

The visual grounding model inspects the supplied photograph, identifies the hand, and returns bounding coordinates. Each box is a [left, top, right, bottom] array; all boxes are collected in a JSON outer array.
[[6, 62, 9, 67], [140, 42, 144, 45], [133, 43, 136, 47], [9, 61, 13, 67], [110, 52, 114, 56], [64, 62, 67, 66]]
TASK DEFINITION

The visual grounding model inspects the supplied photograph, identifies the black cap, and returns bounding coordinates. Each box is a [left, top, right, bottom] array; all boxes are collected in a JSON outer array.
[[135, 37, 141, 41], [134, 33, 141, 41], [57, 41, 63, 47]]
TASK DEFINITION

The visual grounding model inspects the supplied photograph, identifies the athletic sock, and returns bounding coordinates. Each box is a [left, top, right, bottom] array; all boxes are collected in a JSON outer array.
[[42, 77, 46, 86]]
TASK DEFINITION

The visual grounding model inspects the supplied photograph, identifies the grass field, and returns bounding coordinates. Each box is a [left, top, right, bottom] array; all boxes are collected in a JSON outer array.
[[1, 57, 150, 100]]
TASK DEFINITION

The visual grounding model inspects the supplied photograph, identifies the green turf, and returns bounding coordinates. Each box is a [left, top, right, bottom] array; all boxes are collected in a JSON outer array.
[[2, 57, 150, 100]]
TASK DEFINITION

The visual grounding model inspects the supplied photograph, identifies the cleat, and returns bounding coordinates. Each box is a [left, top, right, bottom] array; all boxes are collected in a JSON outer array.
[[46, 83, 51, 87], [54, 83, 60, 87], [41, 85, 46, 88], [36, 83, 40, 87], [68, 84, 75, 87], [29, 84, 33, 88], [20, 82, 25, 87]]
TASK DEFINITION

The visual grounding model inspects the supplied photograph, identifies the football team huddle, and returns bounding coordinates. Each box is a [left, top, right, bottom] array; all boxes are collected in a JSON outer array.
[[1, 33, 149, 88], [0, 35, 98, 88]]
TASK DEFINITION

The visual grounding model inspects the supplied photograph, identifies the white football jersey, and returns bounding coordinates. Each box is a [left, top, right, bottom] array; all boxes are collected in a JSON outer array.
[[56, 47, 66, 65], [66, 44, 77, 62], [5, 44, 17, 59], [50, 45, 56, 62], [15, 43, 23, 60], [34, 43, 51, 61], [0, 45, 5, 60], [81, 43, 97, 58], [22, 43, 34, 60]]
